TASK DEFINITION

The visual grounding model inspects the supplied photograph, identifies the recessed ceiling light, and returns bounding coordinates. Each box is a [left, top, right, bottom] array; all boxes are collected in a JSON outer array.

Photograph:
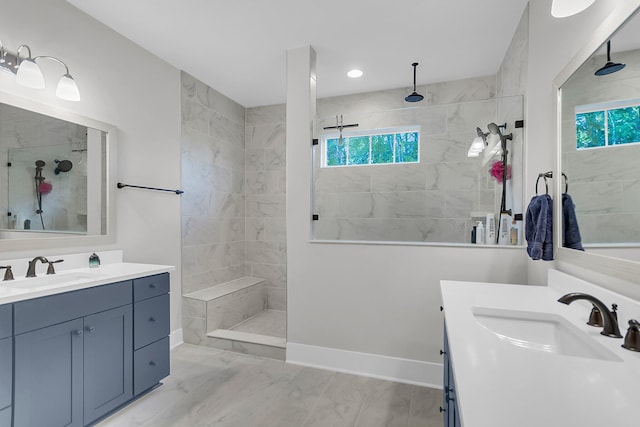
[[347, 69, 363, 78]]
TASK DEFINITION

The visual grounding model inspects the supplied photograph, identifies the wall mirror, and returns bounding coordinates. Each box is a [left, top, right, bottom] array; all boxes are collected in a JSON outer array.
[[556, 3, 640, 274], [0, 91, 116, 252]]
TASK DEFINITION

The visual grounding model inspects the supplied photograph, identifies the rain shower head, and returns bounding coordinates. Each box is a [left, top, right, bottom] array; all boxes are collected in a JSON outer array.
[[405, 62, 424, 103], [595, 40, 626, 76], [54, 159, 73, 175]]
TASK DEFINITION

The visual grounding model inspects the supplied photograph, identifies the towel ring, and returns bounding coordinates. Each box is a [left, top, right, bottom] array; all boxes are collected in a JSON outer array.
[[536, 171, 569, 195], [535, 173, 549, 195]]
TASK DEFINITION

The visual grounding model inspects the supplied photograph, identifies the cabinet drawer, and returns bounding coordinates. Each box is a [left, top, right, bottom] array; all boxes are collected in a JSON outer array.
[[0, 304, 11, 339], [0, 337, 12, 410], [0, 405, 11, 427], [133, 273, 169, 302], [134, 294, 169, 350], [134, 336, 169, 396], [14, 280, 132, 335]]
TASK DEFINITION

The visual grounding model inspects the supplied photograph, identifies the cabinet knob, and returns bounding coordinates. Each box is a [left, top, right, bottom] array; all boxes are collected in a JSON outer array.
[[149, 361, 156, 366], [73, 330, 83, 336], [440, 349, 446, 355], [149, 283, 157, 289], [86, 326, 95, 332], [439, 406, 446, 413], [440, 306, 444, 312], [149, 317, 156, 323]]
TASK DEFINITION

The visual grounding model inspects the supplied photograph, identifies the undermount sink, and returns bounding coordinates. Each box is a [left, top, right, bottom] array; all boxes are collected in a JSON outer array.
[[472, 307, 621, 361], [2, 271, 107, 291]]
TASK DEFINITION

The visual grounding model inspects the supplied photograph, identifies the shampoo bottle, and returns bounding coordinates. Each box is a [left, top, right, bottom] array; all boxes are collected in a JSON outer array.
[[476, 221, 485, 245], [485, 213, 496, 245], [498, 211, 511, 245]]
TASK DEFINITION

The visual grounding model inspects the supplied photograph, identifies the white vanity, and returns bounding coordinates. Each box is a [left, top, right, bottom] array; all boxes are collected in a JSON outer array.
[[440, 270, 640, 427]]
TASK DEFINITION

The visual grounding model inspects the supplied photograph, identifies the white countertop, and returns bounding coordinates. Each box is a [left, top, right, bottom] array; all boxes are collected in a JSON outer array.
[[441, 271, 640, 427], [0, 251, 174, 304]]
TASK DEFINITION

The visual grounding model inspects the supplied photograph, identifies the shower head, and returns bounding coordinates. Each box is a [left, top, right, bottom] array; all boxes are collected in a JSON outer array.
[[35, 160, 45, 168], [595, 40, 626, 76], [405, 62, 424, 103], [54, 159, 73, 175]]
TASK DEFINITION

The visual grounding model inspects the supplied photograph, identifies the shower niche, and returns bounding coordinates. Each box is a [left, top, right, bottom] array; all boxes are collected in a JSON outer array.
[[311, 93, 524, 244]]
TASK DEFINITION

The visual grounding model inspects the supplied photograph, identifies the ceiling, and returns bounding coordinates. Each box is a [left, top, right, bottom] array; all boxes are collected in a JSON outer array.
[[67, 0, 529, 108]]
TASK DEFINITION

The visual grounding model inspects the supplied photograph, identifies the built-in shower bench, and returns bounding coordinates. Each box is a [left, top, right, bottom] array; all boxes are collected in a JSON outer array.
[[183, 277, 286, 360]]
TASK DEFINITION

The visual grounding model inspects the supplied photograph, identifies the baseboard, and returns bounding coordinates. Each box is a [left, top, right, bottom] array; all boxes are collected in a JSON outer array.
[[170, 328, 184, 349], [286, 342, 443, 389]]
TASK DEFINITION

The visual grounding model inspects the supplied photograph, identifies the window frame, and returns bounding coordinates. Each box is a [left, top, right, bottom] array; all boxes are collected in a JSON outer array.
[[575, 98, 640, 150], [320, 125, 421, 168]]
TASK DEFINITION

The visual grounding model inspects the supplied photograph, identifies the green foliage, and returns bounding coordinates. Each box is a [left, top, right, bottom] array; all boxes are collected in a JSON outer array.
[[608, 106, 640, 145], [576, 105, 640, 149], [326, 138, 346, 166], [347, 136, 370, 165], [395, 132, 419, 162], [324, 130, 419, 167], [576, 111, 605, 149], [371, 134, 394, 164]]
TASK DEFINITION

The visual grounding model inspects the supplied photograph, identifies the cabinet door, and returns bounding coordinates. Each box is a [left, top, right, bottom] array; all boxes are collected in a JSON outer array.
[[83, 305, 133, 425], [14, 319, 84, 427], [0, 337, 12, 412]]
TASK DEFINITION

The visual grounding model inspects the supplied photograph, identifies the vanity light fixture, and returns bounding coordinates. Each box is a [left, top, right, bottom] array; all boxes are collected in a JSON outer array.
[[0, 41, 80, 101], [551, 0, 595, 18], [347, 69, 363, 78]]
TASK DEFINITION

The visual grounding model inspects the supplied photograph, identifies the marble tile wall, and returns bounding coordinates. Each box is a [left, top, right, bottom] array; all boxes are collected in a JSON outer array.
[[245, 105, 287, 310], [313, 77, 521, 243], [181, 72, 247, 294], [561, 48, 640, 243]]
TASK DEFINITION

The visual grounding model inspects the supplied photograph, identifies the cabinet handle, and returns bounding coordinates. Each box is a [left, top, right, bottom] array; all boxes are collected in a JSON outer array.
[[149, 361, 156, 366], [86, 326, 95, 332], [73, 330, 83, 336], [149, 317, 156, 322]]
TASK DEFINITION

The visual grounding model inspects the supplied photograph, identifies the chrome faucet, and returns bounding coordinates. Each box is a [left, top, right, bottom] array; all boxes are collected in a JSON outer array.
[[26, 256, 49, 278], [558, 292, 622, 338]]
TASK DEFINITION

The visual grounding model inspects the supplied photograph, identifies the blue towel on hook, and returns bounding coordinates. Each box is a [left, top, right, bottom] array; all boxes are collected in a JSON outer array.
[[562, 193, 584, 251], [525, 194, 554, 261]]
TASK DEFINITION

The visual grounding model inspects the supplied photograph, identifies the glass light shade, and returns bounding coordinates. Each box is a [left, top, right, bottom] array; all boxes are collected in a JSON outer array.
[[15, 59, 45, 88], [56, 74, 80, 101], [470, 137, 485, 151], [347, 69, 363, 78], [551, 0, 595, 18]]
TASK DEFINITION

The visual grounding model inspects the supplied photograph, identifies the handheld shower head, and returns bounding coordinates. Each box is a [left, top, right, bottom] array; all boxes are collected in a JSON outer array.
[[35, 160, 45, 168]]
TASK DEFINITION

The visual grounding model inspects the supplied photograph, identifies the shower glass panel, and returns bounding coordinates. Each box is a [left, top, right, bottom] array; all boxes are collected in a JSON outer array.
[[311, 95, 524, 243]]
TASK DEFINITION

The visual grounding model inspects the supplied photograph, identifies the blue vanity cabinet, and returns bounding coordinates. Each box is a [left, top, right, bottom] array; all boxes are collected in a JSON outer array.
[[13, 280, 133, 427], [443, 323, 461, 427], [132, 273, 170, 396], [0, 304, 13, 425]]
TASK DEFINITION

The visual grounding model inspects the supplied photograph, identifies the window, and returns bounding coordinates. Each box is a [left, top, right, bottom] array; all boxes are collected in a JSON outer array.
[[575, 100, 640, 149], [322, 127, 420, 167]]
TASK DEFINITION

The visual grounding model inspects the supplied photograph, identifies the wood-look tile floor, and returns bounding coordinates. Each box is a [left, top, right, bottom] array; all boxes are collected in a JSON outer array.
[[97, 344, 443, 427]]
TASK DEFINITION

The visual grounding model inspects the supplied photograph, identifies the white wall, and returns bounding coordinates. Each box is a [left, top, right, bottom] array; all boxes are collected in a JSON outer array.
[[286, 46, 528, 385], [525, 0, 640, 285], [0, 0, 182, 334]]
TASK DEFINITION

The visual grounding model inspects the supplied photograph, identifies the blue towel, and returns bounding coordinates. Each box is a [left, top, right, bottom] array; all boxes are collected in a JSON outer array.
[[525, 194, 554, 261], [562, 193, 584, 251]]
